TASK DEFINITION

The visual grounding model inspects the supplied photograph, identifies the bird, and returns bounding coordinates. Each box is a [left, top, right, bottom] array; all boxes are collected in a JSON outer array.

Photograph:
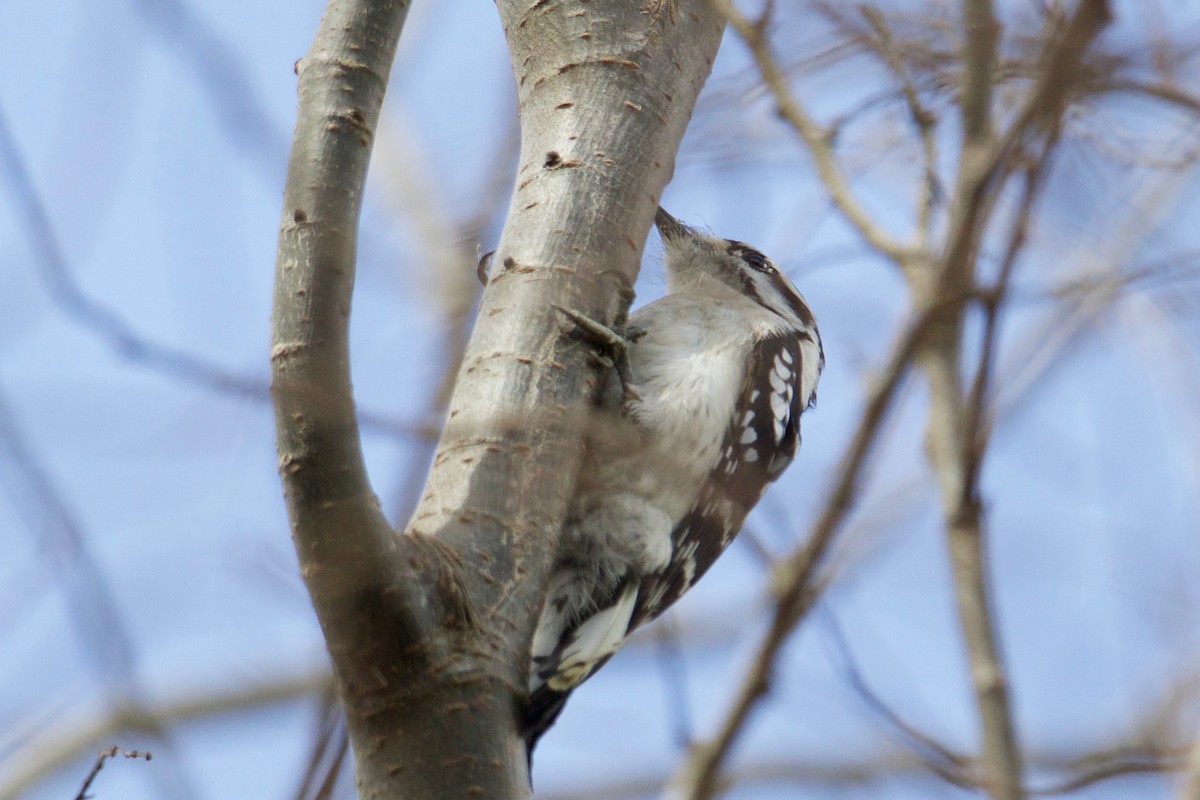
[[524, 206, 824, 752]]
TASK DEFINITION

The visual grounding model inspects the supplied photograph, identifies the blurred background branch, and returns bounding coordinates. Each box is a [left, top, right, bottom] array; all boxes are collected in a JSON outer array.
[[5, 0, 1200, 798]]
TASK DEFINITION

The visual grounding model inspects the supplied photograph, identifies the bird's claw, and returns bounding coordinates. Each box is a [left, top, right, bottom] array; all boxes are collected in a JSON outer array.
[[552, 305, 641, 408]]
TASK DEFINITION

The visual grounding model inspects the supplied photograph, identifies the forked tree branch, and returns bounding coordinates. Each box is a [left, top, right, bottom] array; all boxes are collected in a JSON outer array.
[[273, 1, 489, 796], [273, 0, 725, 795], [919, 5, 1111, 800]]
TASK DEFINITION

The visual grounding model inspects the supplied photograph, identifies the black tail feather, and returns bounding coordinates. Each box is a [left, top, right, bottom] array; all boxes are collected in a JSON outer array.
[[521, 687, 573, 768]]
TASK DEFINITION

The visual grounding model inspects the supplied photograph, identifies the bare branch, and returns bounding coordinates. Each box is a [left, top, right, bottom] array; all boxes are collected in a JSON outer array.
[[1178, 735, 1200, 800], [293, 684, 350, 800], [857, 6, 942, 246], [275, 0, 728, 793], [960, 0, 999, 145], [287, 109, 519, 795], [0, 103, 424, 441], [710, 0, 913, 262], [995, 154, 1200, 421], [270, 1, 490, 796], [0, 388, 200, 800], [1096, 77, 1200, 116], [971, 0, 1115, 200], [1, 668, 329, 799], [74, 746, 152, 800], [915, 5, 1113, 799], [373, 107, 518, 522], [546, 743, 1187, 800], [962, 141, 1056, 498], [1039, 747, 1187, 796], [820, 610, 972, 785]]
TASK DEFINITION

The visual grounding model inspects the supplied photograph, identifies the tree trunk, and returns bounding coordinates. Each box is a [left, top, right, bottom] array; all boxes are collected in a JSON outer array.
[[272, 0, 724, 796]]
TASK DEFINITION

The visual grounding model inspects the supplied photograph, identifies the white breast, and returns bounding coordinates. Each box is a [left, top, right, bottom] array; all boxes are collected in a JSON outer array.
[[618, 289, 776, 519], [632, 307, 741, 449]]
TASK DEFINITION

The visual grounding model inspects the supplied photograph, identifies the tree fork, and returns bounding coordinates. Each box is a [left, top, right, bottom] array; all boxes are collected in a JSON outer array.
[[273, 0, 724, 796]]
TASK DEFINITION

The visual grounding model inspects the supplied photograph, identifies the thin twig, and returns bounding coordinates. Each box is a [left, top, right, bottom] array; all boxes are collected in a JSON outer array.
[[858, 6, 942, 248], [377, 106, 519, 523], [994, 154, 1199, 422], [710, 0, 911, 263], [0, 103, 425, 442], [916, 5, 1112, 799], [968, 0, 1114, 205], [1097, 78, 1200, 116], [0, 388, 199, 800], [544, 742, 1187, 800], [653, 615, 696, 749], [1040, 747, 1187, 796], [294, 684, 350, 800], [962, 137, 1058, 497], [133, 0, 287, 179], [74, 746, 152, 800], [1, 667, 331, 799], [819, 610, 972, 785]]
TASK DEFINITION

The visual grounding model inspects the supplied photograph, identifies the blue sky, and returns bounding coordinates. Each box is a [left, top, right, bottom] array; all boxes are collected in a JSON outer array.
[[2, 1, 1200, 798]]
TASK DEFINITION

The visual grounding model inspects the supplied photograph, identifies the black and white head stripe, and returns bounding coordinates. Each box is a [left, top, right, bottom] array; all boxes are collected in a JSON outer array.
[[726, 241, 818, 331], [653, 207, 819, 335]]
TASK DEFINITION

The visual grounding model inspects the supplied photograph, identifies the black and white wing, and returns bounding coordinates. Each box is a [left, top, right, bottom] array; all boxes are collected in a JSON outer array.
[[524, 329, 820, 751], [632, 331, 817, 628]]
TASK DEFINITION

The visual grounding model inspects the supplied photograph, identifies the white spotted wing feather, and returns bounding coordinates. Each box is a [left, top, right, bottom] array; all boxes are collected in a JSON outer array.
[[631, 330, 818, 628]]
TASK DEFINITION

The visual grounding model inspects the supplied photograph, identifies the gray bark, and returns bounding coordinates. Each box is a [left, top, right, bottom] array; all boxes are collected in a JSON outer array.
[[273, 0, 723, 796]]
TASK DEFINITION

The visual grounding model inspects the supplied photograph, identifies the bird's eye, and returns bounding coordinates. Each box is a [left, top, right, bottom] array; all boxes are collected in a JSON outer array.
[[741, 249, 771, 273], [728, 241, 773, 273]]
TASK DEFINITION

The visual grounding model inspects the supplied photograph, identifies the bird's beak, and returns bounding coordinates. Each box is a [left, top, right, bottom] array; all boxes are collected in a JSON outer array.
[[654, 206, 687, 242]]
